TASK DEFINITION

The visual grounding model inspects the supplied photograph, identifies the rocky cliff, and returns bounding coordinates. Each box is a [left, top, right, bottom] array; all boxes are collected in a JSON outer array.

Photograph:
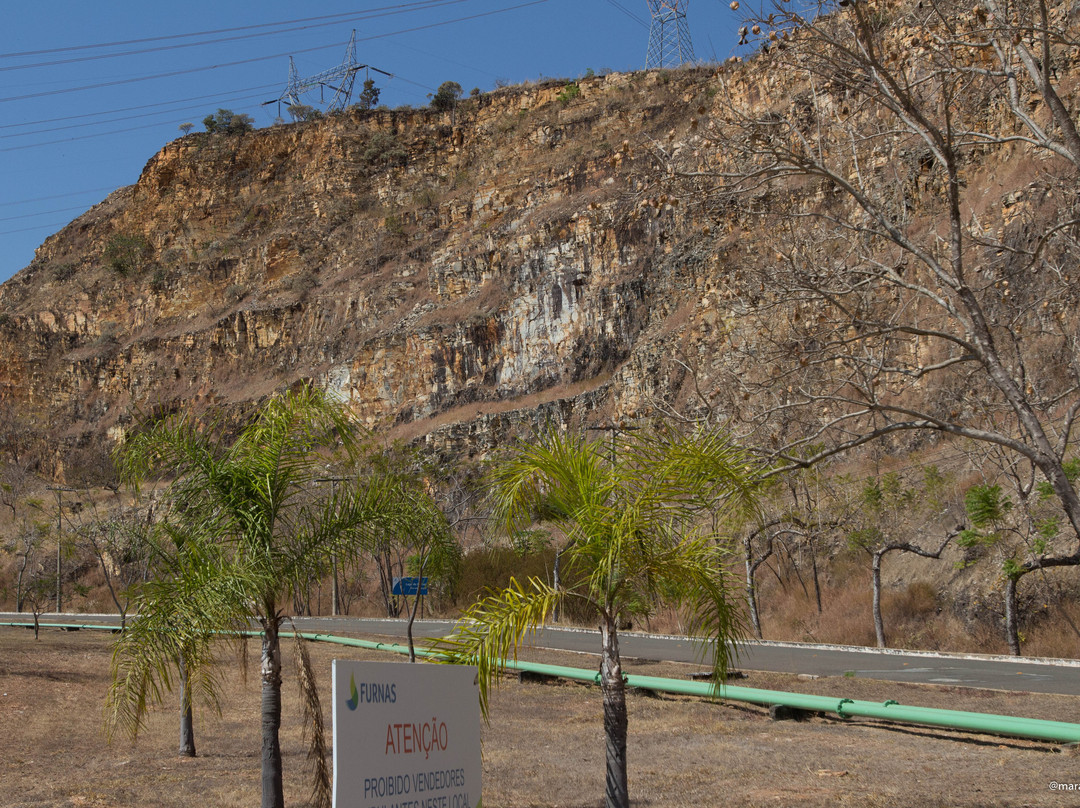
[[0, 0, 1073, 482], [0, 67, 731, 476]]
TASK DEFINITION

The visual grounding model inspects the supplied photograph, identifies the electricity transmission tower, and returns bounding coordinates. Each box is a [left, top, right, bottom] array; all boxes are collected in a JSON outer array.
[[645, 1, 695, 69], [265, 30, 391, 115]]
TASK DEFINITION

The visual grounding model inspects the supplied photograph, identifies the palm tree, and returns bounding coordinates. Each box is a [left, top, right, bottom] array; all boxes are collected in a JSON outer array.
[[434, 427, 760, 808], [106, 385, 423, 808], [108, 525, 254, 757]]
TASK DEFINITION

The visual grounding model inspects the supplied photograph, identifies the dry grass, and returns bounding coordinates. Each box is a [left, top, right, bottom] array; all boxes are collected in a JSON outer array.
[[750, 553, 1080, 659], [3, 627, 1079, 807]]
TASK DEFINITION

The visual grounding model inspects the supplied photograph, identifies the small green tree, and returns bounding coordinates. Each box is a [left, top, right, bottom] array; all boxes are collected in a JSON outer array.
[[5, 516, 48, 615], [557, 82, 581, 105], [957, 464, 1080, 656], [287, 104, 322, 123], [434, 426, 757, 808], [178, 122, 194, 135], [70, 488, 154, 630], [203, 108, 254, 134], [430, 81, 462, 113], [21, 567, 55, 640], [357, 78, 380, 110]]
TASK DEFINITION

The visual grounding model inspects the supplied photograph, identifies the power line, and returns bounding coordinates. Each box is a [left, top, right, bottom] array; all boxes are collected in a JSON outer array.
[[0, 1, 472, 75], [0, 113, 243, 154], [0, 205, 93, 224], [0, 85, 280, 132], [387, 41, 501, 82], [604, 0, 650, 28], [0, 88, 278, 141], [0, 41, 349, 105], [0, 0, 551, 106], [0, 220, 80, 236], [352, 0, 551, 48], [0, 187, 117, 208], [0, 1, 467, 61]]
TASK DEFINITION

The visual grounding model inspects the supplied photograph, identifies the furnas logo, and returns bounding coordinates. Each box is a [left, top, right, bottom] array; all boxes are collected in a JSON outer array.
[[345, 673, 397, 711], [346, 674, 360, 711]]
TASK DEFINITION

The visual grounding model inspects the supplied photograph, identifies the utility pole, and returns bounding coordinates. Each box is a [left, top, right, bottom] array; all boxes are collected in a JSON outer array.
[[547, 422, 642, 625], [585, 423, 640, 465], [317, 476, 348, 616], [46, 485, 76, 613]]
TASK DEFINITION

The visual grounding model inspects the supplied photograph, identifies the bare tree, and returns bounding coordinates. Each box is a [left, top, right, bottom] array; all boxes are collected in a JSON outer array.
[[959, 443, 1080, 653], [6, 516, 48, 614], [67, 488, 155, 628], [6, 513, 54, 638], [847, 471, 959, 647], [0, 401, 32, 468], [659, 0, 1080, 653]]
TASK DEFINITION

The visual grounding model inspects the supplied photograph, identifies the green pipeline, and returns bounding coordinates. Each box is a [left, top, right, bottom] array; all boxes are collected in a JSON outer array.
[[279, 630, 1080, 745], [7, 621, 1080, 745]]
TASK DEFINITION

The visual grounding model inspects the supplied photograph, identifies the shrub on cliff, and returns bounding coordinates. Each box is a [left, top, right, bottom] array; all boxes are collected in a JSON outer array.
[[287, 104, 322, 123], [202, 108, 254, 135], [103, 234, 151, 276], [361, 131, 407, 167]]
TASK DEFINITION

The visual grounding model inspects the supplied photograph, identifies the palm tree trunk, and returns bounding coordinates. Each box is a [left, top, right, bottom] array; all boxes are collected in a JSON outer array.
[[260, 617, 285, 808], [178, 657, 196, 757], [599, 615, 629, 808]]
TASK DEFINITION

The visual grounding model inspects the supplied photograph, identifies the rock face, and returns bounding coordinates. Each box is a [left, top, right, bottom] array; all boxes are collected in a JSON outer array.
[[0, 33, 1067, 478], [0, 69, 727, 474]]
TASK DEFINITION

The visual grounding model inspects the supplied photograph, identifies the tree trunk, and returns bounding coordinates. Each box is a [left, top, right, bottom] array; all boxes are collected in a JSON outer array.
[[744, 539, 762, 640], [406, 556, 425, 663], [376, 549, 398, 617], [332, 554, 341, 616], [552, 548, 563, 624], [599, 616, 629, 808], [15, 556, 26, 613], [872, 552, 886, 649], [178, 658, 196, 757], [809, 537, 823, 615], [1004, 575, 1022, 656], [260, 617, 285, 808]]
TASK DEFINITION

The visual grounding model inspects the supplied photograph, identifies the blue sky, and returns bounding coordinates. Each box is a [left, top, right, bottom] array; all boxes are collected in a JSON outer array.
[[0, 1, 742, 285]]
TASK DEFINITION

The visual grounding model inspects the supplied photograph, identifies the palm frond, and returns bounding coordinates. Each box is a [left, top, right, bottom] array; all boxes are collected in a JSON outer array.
[[487, 430, 613, 535], [290, 624, 332, 808], [429, 576, 562, 718], [653, 425, 767, 521], [640, 531, 746, 685]]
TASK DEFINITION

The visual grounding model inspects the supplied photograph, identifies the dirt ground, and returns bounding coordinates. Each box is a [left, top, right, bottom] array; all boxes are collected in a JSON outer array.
[[2, 627, 1078, 807]]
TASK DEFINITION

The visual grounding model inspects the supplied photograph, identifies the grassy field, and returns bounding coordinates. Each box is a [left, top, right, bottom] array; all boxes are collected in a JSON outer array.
[[1, 627, 1078, 807]]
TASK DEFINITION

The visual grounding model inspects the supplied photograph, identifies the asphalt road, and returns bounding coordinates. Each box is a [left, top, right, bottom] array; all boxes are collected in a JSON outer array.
[[5, 613, 1079, 696]]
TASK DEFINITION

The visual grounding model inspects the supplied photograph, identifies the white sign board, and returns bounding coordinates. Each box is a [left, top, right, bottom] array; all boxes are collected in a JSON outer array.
[[332, 659, 481, 808]]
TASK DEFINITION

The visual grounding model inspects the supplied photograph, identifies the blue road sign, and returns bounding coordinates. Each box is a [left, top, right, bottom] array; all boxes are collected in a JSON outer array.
[[391, 576, 428, 596]]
